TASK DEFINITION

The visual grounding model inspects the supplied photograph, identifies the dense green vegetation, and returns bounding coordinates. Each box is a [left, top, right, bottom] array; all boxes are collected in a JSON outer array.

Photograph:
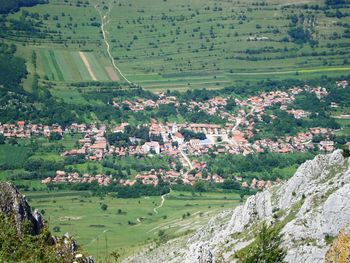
[[205, 152, 314, 182], [0, 42, 80, 125], [0, 43, 27, 88], [0, 0, 47, 14], [236, 222, 287, 263], [0, 213, 70, 262]]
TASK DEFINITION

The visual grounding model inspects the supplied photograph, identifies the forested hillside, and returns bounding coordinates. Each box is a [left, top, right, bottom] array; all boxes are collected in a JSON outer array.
[[0, 0, 47, 14], [0, 43, 78, 125]]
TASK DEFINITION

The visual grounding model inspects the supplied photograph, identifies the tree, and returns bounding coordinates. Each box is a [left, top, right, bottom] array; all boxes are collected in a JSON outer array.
[[237, 222, 287, 263], [222, 179, 240, 190], [0, 134, 5, 144], [49, 132, 62, 141], [225, 98, 237, 111], [194, 180, 207, 192], [101, 203, 108, 211], [341, 145, 350, 158], [287, 27, 312, 44]]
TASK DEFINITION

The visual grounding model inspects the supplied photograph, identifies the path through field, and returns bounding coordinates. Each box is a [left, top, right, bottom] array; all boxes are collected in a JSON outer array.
[[153, 190, 171, 215], [88, 229, 109, 245], [79, 51, 97, 81], [95, 1, 131, 84]]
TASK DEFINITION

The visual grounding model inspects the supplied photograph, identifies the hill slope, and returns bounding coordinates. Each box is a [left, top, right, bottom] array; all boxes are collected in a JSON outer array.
[[128, 150, 350, 263]]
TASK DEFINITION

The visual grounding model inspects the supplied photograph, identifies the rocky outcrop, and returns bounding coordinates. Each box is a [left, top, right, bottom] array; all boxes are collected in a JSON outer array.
[[128, 150, 350, 263], [325, 225, 350, 262], [0, 181, 44, 235], [0, 182, 94, 263]]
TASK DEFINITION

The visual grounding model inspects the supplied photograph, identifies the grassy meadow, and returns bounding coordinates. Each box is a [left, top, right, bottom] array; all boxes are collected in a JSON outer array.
[[27, 190, 242, 261], [0, 144, 31, 167]]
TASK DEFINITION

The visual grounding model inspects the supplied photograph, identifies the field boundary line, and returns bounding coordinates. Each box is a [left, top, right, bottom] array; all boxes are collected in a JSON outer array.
[[226, 67, 350, 76]]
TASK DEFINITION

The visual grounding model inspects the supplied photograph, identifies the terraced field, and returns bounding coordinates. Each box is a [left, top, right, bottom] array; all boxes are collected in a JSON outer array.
[[101, 0, 350, 87], [4, 0, 350, 89]]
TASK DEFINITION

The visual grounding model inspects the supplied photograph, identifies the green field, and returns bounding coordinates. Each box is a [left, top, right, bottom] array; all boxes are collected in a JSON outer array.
[[38, 49, 116, 82], [27, 190, 241, 261], [335, 118, 350, 136], [4, 0, 350, 90], [0, 144, 31, 167]]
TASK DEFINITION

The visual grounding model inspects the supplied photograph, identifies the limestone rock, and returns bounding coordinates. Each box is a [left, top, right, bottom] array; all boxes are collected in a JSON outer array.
[[127, 150, 350, 263], [0, 181, 44, 235], [0, 181, 94, 263]]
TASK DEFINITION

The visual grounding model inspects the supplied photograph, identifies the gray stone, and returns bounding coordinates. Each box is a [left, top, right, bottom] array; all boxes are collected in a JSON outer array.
[[126, 150, 350, 263]]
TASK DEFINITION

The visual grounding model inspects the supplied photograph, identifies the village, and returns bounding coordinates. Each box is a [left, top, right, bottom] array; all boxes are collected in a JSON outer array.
[[1, 83, 348, 190], [40, 167, 277, 192]]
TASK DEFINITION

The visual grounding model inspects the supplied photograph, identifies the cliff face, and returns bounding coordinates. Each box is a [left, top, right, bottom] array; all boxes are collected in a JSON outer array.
[[0, 182, 93, 263], [0, 181, 44, 236], [129, 150, 350, 263]]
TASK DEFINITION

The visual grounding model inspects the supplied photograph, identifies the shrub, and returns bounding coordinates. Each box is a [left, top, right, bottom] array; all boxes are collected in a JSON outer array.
[[236, 222, 287, 262], [101, 203, 108, 211]]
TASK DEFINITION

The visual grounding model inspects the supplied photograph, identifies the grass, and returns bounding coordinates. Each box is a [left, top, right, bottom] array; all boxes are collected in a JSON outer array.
[[335, 118, 350, 136], [49, 85, 90, 105], [4, 0, 350, 91], [84, 52, 110, 81], [27, 190, 241, 261], [0, 144, 31, 167], [39, 49, 114, 82], [49, 50, 65, 81]]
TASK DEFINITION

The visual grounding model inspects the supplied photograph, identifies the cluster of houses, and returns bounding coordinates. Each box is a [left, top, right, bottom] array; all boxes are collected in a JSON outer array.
[[4, 81, 349, 189], [0, 121, 63, 138], [112, 93, 177, 111], [41, 167, 275, 191], [336, 80, 348, 89], [63, 123, 108, 160], [41, 170, 112, 186]]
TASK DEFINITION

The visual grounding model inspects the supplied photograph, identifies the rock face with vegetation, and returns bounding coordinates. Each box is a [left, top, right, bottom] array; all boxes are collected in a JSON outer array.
[[0, 181, 44, 235], [0, 182, 93, 263], [129, 150, 350, 263]]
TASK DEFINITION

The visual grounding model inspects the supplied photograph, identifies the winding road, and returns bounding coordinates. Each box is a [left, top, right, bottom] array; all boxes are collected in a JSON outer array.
[[95, 1, 131, 84]]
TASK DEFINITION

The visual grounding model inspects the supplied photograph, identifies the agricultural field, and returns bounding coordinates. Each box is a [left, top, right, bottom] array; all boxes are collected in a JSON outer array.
[[2, 0, 349, 90], [335, 118, 350, 136], [13, 43, 120, 84], [0, 144, 31, 168], [27, 190, 242, 261], [38, 48, 117, 82], [102, 0, 350, 87]]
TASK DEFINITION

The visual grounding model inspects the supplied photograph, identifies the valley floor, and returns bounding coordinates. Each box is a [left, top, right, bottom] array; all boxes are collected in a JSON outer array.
[[26, 190, 241, 261]]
